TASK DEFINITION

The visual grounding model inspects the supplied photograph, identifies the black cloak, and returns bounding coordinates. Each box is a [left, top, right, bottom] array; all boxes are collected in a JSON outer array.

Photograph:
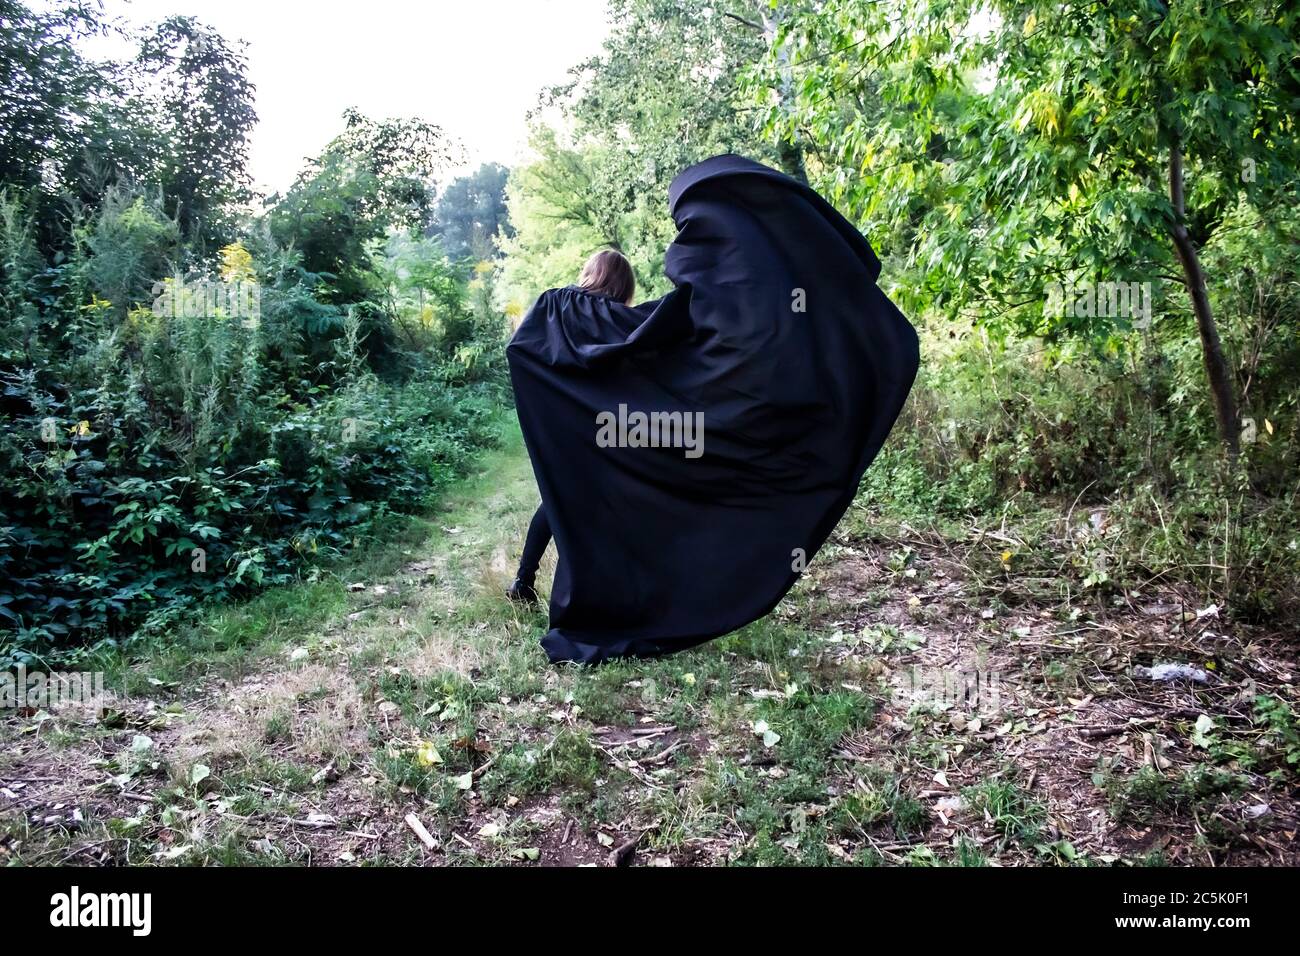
[[507, 154, 919, 664]]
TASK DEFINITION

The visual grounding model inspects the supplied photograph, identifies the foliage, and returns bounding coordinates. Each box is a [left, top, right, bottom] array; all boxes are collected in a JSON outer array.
[[760, 0, 1300, 327], [0, 180, 504, 663], [0, 3, 509, 664], [496, 129, 622, 312], [499, 0, 789, 310], [0, 0, 128, 197], [269, 110, 457, 306], [760, 0, 1300, 453], [432, 163, 513, 262], [134, 16, 258, 249]]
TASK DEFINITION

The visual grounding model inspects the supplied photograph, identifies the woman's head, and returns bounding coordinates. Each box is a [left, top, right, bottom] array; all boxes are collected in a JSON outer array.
[[577, 249, 635, 305]]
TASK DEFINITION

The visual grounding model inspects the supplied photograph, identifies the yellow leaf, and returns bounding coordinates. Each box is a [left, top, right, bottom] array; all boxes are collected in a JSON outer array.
[[416, 741, 442, 767], [1044, 102, 1061, 136], [219, 241, 255, 282], [1013, 101, 1034, 134], [1264, 419, 1274, 435]]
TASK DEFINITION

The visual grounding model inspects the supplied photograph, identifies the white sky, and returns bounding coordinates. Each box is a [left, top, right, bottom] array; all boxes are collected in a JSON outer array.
[[93, 0, 611, 195]]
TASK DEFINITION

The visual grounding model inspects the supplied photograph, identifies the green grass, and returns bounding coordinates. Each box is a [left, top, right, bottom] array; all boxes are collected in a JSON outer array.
[[1099, 764, 1250, 826], [963, 775, 1047, 848], [5, 418, 1296, 868]]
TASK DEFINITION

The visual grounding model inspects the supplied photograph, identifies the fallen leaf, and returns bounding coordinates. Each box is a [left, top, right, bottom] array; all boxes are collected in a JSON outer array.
[[416, 741, 442, 767], [1190, 714, 1216, 748]]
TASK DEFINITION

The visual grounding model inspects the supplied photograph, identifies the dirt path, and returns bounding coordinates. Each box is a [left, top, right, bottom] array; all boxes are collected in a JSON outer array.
[[3, 426, 1296, 866]]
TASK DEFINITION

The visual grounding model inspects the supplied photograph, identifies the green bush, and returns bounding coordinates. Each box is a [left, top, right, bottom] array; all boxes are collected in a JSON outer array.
[[859, 203, 1300, 622], [0, 185, 508, 666]]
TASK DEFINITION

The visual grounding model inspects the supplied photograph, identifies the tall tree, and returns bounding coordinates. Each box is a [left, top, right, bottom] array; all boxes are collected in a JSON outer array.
[[502, 0, 787, 306], [768, 0, 1300, 458], [135, 16, 258, 250], [270, 110, 457, 304], [432, 162, 513, 262], [0, 0, 106, 191], [496, 129, 620, 309], [0, 1, 159, 249], [546, 0, 785, 200]]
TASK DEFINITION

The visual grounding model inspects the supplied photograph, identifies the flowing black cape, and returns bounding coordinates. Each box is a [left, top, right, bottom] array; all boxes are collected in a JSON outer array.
[[507, 155, 919, 664]]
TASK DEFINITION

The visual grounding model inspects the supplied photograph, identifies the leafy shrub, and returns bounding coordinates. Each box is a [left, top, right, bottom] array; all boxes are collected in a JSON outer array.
[[0, 186, 508, 666], [858, 213, 1300, 623]]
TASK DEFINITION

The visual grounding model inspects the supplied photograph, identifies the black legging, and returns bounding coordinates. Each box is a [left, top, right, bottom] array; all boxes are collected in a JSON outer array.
[[517, 506, 552, 584]]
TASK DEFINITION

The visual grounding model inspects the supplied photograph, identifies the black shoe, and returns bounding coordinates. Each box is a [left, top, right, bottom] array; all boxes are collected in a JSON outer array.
[[506, 576, 540, 607]]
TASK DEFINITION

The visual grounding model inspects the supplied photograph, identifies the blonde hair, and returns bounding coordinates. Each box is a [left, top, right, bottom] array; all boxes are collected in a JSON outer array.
[[577, 249, 635, 304]]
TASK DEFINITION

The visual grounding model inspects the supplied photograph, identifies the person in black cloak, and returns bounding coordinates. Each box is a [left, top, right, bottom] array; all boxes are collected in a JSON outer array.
[[506, 248, 638, 607], [506, 154, 920, 665]]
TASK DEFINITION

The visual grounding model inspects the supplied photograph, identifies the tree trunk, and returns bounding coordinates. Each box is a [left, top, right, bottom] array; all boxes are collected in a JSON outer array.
[[759, 3, 809, 185], [1168, 138, 1239, 458]]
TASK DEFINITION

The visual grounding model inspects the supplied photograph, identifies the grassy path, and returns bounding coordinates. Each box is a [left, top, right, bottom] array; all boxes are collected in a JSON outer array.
[[2, 423, 1297, 866]]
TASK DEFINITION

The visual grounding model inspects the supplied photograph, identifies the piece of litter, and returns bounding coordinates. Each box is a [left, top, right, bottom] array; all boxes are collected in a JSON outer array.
[[935, 796, 964, 815], [1134, 663, 1211, 683], [405, 813, 438, 849]]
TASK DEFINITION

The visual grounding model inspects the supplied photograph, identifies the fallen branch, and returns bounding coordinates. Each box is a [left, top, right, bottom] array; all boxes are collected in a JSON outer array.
[[609, 831, 643, 867], [404, 813, 438, 850], [1078, 719, 1156, 740]]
